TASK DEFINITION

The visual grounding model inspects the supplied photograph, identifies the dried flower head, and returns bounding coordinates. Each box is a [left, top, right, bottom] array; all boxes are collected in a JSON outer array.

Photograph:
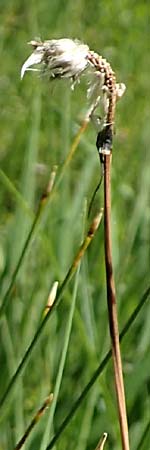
[[21, 38, 126, 130], [21, 38, 90, 82]]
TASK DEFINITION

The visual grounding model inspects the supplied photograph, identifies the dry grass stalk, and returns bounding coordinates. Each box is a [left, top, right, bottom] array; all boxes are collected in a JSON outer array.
[[94, 432, 108, 450], [93, 52, 130, 450], [14, 394, 53, 450]]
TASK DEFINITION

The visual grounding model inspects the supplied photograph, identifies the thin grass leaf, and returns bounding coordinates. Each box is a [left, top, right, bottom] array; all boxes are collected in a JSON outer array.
[[40, 263, 81, 450], [0, 211, 102, 419], [14, 394, 53, 450], [45, 286, 150, 450], [0, 111, 90, 319], [40, 202, 87, 449]]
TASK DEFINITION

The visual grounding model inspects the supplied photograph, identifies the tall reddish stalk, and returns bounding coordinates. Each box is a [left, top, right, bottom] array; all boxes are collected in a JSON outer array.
[[93, 53, 130, 449], [88, 48, 130, 449], [103, 153, 130, 450]]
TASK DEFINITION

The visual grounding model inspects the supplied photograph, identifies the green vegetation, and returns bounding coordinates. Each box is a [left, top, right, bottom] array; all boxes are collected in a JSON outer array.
[[0, 1, 150, 449]]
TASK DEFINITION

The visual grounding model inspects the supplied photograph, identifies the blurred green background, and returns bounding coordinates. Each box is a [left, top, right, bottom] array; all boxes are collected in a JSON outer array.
[[0, 1, 150, 449]]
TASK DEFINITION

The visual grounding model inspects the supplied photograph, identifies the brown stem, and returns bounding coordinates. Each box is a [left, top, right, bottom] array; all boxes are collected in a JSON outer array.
[[90, 51, 130, 449], [14, 394, 53, 450], [104, 153, 130, 450]]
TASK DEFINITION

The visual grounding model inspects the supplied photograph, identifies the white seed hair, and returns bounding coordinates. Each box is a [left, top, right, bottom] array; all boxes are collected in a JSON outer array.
[[21, 38, 126, 127], [21, 38, 90, 81]]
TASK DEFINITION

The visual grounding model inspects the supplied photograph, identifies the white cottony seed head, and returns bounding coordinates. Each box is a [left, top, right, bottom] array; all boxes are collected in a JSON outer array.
[[21, 38, 90, 81], [21, 38, 126, 127]]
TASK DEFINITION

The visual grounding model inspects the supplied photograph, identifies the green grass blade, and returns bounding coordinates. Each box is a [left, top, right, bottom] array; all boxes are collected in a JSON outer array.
[[45, 286, 150, 450], [0, 213, 102, 419], [40, 264, 81, 450]]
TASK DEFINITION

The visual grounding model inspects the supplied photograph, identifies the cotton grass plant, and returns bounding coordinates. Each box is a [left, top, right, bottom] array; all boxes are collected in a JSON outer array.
[[0, 32, 149, 450], [22, 37, 128, 449]]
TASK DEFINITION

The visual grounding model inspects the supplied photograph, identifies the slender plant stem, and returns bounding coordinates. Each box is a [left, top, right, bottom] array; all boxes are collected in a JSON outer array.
[[91, 51, 130, 450], [57, 114, 89, 176], [94, 432, 107, 450], [103, 153, 130, 450], [45, 286, 150, 450], [14, 394, 53, 450], [0, 113, 90, 320], [48, 107, 92, 199], [92, 50, 130, 449], [41, 203, 87, 450], [0, 211, 102, 416]]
